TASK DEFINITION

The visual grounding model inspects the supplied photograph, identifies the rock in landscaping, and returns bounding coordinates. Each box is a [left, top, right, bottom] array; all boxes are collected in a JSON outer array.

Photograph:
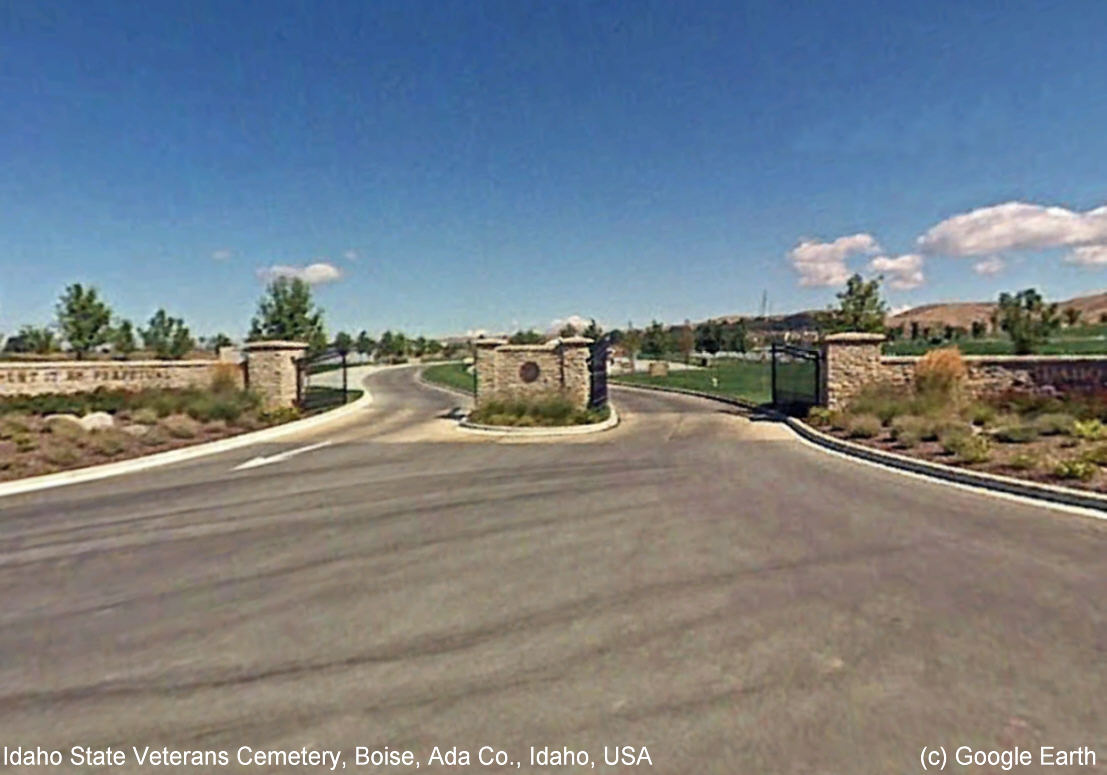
[[120, 424, 150, 437], [44, 414, 85, 432], [80, 412, 115, 431]]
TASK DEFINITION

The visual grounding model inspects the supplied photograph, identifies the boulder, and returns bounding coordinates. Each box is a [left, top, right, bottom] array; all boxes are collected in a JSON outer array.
[[80, 412, 115, 432], [44, 414, 85, 433], [120, 424, 149, 437]]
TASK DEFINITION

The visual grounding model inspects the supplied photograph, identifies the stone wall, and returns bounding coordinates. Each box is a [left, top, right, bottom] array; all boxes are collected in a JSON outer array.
[[823, 332, 1107, 408], [0, 360, 242, 397], [474, 337, 593, 409], [242, 341, 308, 410]]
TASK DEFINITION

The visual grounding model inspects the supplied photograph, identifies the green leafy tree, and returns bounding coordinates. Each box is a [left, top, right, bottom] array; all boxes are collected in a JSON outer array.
[[694, 321, 723, 354], [111, 319, 137, 359], [582, 318, 603, 340], [9, 325, 58, 355], [378, 330, 395, 356], [993, 288, 1061, 355], [355, 330, 375, 359], [412, 335, 428, 357], [142, 309, 195, 359], [248, 277, 326, 353], [393, 332, 408, 357], [1062, 307, 1082, 327], [508, 329, 544, 344], [56, 283, 112, 358], [333, 331, 354, 356], [558, 323, 578, 338], [722, 321, 748, 352], [622, 323, 642, 371], [677, 320, 695, 363], [640, 321, 667, 358], [970, 320, 987, 339], [828, 274, 887, 333], [424, 338, 443, 355], [209, 332, 233, 352]]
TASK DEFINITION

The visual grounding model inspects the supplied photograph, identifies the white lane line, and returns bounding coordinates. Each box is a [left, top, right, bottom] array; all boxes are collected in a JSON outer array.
[[232, 440, 334, 471]]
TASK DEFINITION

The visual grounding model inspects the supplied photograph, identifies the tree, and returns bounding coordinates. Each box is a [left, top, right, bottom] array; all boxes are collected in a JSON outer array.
[[7, 325, 57, 355], [412, 335, 428, 357], [248, 277, 326, 353], [333, 331, 353, 356], [970, 320, 986, 339], [994, 288, 1061, 355], [1062, 307, 1082, 327], [209, 333, 233, 352], [641, 321, 667, 358], [378, 330, 394, 357], [142, 309, 195, 359], [508, 329, 544, 344], [424, 338, 443, 355], [722, 321, 748, 353], [558, 323, 578, 338], [622, 323, 642, 371], [355, 330, 375, 359], [56, 283, 112, 358], [111, 320, 137, 359], [582, 318, 603, 340], [828, 274, 887, 333], [677, 320, 695, 363], [694, 321, 723, 354]]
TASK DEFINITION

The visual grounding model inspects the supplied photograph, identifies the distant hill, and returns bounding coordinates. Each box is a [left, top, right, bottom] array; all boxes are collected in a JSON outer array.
[[888, 291, 1107, 330]]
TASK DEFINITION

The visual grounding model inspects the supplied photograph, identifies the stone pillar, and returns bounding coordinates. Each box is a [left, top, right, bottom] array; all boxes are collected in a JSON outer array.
[[820, 332, 887, 410], [243, 340, 309, 410], [473, 338, 506, 406], [558, 337, 593, 410]]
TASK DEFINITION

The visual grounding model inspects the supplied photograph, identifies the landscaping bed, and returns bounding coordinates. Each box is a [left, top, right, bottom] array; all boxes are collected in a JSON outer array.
[[807, 349, 1107, 492], [468, 394, 609, 427], [0, 381, 307, 482]]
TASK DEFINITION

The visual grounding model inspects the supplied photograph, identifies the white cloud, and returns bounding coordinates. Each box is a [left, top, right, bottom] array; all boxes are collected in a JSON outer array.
[[548, 314, 593, 334], [1066, 245, 1107, 266], [343, 250, 359, 261], [257, 262, 343, 285], [973, 256, 1006, 275], [211, 248, 233, 260], [788, 233, 881, 287], [917, 201, 1107, 258], [867, 253, 925, 290]]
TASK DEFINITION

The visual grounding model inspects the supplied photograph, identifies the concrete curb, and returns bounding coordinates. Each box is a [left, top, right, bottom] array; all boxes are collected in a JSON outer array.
[[611, 382, 1107, 516], [458, 402, 619, 437], [0, 382, 376, 500]]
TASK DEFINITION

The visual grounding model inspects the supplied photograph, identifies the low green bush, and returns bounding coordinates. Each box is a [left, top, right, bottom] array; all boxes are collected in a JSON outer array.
[[41, 440, 80, 466], [890, 415, 928, 447], [806, 407, 833, 427], [1081, 445, 1107, 466], [0, 414, 32, 439], [1008, 451, 1041, 471], [937, 421, 974, 454], [468, 394, 609, 427], [1032, 412, 1075, 436], [88, 431, 129, 456], [845, 413, 882, 439], [964, 402, 999, 427], [258, 406, 301, 425], [131, 407, 159, 425], [946, 434, 991, 463], [1052, 458, 1096, 481], [1073, 418, 1106, 441], [160, 414, 200, 439], [992, 424, 1039, 444]]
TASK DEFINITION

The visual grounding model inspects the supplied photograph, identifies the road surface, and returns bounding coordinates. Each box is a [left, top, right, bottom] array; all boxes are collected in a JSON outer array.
[[0, 366, 1103, 773]]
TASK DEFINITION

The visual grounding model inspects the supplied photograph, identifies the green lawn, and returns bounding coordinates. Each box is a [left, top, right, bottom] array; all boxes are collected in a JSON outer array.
[[612, 359, 774, 405], [422, 361, 474, 394], [884, 336, 1107, 356]]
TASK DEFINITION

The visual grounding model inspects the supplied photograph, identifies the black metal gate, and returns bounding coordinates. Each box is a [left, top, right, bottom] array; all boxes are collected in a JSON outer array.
[[588, 338, 609, 409], [295, 347, 350, 411], [770, 343, 822, 415]]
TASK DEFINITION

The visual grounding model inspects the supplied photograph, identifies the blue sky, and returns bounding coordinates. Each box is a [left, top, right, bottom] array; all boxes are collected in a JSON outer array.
[[4, 0, 1107, 339]]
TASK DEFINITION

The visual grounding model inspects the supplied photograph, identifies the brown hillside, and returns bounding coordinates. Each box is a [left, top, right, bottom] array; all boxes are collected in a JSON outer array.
[[888, 291, 1107, 329]]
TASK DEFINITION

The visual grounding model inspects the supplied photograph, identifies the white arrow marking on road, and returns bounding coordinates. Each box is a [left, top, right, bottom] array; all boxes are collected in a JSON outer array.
[[232, 440, 334, 471]]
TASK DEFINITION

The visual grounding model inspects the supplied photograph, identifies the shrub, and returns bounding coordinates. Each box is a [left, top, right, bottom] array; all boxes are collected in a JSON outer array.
[[806, 407, 833, 427], [938, 421, 974, 454], [847, 383, 910, 424], [890, 415, 928, 447], [160, 414, 201, 439], [1072, 418, 1106, 441], [1032, 412, 1075, 436], [258, 406, 301, 425], [12, 433, 36, 453], [827, 410, 850, 431], [131, 407, 159, 425], [846, 413, 883, 439], [947, 434, 991, 464], [992, 424, 1039, 444], [0, 414, 32, 439], [87, 431, 129, 456], [1008, 451, 1040, 471], [1052, 458, 1096, 481], [139, 427, 168, 447], [915, 347, 967, 398], [45, 417, 87, 442], [210, 363, 243, 393], [964, 402, 998, 427], [41, 440, 80, 467], [1078, 444, 1107, 465]]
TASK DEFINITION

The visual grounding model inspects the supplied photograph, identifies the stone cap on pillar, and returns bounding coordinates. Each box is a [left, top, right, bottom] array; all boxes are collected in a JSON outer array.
[[821, 332, 886, 344], [557, 336, 594, 346], [242, 340, 310, 352], [474, 338, 508, 349]]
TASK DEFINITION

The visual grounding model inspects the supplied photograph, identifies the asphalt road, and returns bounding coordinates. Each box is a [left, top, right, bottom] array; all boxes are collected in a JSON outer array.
[[1, 366, 1103, 774]]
